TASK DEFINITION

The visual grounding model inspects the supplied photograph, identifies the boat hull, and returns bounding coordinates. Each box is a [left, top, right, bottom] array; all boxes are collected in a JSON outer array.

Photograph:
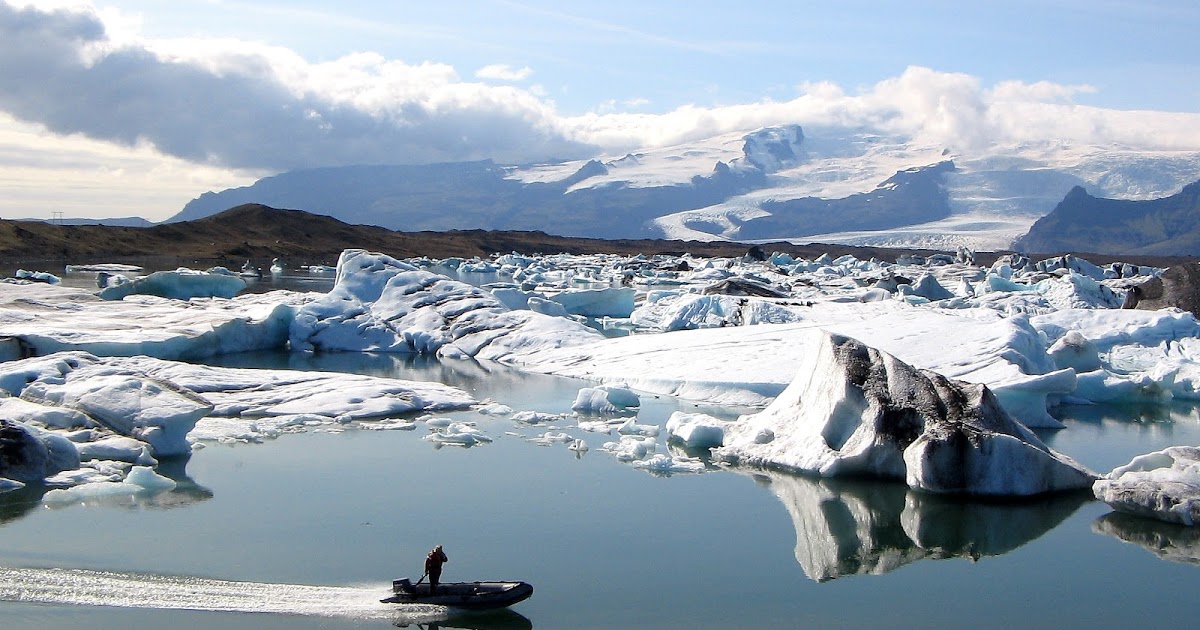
[[381, 580, 533, 610]]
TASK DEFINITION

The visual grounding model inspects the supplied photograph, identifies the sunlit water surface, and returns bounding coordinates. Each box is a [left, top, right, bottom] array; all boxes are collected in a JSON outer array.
[[1, 269, 1199, 628]]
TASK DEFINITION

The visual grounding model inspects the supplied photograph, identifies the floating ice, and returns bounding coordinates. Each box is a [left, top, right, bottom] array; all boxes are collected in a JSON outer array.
[[714, 330, 1096, 496], [549, 287, 636, 318], [42, 465, 176, 504], [1094, 446, 1200, 526], [423, 422, 493, 447], [600, 435, 657, 461], [665, 412, 729, 449], [98, 269, 247, 301], [631, 453, 706, 474], [0, 283, 304, 360], [571, 385, 640, 415], [290, 249, 603, 360]]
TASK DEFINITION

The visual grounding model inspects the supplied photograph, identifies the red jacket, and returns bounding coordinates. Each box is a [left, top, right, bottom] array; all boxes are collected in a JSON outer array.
[[425, 548, 448, 573]]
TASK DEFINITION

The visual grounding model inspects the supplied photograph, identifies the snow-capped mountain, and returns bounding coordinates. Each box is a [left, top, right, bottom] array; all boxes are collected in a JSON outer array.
[[171, 124, 1200, 252]]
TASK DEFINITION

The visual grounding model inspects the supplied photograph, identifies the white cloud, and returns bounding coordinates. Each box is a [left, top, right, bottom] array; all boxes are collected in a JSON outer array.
[[475, 64, 534, 82], [3, 0, 1200, 203]]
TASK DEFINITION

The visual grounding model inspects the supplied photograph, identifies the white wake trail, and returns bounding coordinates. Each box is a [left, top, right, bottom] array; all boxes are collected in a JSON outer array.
[[0, 566, 445, 622]]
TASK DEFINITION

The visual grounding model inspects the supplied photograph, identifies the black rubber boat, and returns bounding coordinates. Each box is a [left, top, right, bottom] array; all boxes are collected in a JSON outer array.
[[381, 578, 533, 609]]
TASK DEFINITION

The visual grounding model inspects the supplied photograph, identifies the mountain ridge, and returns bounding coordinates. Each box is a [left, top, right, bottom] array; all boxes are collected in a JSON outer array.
[[1015, 181, 1200, 256]]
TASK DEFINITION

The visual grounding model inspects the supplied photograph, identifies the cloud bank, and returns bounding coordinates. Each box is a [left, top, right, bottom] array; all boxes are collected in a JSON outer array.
[[3, 1, 1200, 176]]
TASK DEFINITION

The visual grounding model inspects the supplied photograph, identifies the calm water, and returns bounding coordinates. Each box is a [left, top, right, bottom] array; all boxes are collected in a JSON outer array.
[[2, 269, 1200, 627]]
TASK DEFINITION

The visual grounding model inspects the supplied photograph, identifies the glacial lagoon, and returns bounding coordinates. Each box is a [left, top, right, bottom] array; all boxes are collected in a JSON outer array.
[[2, 349, 1200, 629]]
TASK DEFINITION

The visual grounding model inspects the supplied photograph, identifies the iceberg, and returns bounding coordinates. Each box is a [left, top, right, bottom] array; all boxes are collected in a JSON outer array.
[[98, 269, 247, 301], [289, 249, 603, 360], [571, 385, 640, 415], [1093, 446, 1200, 526], [0, 282, 302, 360], [714, 330, 1096, 496]]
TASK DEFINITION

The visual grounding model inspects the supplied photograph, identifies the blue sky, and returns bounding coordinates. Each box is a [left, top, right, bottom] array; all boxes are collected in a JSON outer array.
[[84, 0, 1200, 114], [1, 0, 1199, 220]]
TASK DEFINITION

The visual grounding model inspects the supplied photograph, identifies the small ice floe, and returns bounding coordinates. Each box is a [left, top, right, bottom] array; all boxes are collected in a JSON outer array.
[[571, 385, 640, 415], [665, 412, 729, 449], [98, 269, 247, 300], [43, 466, 121, 489], [476, 402, 514, 416], [568, 438, 588, 453], [42, 465, 176, 505], [576, 418, 626, 433], [358, 418, 418, 431], [615, 417, 659, 437], [0, 478, 26, 493], [600, 435, 657, 462], [527, 431, 573, 446], [631, 453, 706, 474], [511, 410, 567, 425], [423, 422, 493, 447], [1094, 446, 1200, 526], [14, 269, 61, 284], [76, 436, 157, 466]]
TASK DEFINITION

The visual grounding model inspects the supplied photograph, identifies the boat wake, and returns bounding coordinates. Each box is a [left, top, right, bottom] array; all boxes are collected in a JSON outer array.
[[0, 566, 446, 622]]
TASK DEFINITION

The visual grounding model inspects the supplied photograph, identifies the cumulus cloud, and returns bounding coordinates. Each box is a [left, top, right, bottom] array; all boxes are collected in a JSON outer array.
[[2, 1, 1199, 176], [475, 64, 534, 82], [0, 2, 591, 170]]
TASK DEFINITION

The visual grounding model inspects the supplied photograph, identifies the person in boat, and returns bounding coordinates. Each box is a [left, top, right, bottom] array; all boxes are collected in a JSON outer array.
[[425, 545, 448, 594]]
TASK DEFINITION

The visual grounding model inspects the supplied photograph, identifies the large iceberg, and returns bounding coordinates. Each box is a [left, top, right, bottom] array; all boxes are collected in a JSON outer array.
[[290, 249, 603, 360], [714, 330, 1096, 496]]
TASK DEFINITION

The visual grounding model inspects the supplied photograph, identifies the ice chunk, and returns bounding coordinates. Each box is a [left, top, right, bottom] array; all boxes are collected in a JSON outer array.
[[615, 417, 659, 437], [1047, 330, 1102, 373], [0, 397, 94, 430], [665, 412, 729, 449], [0, 478, 24, 493], [42, 465, 176, 504], [21, 366, 213, 457], [1094, 446, 1200, 526], [571, 385, 640, 415], [423, 422, 493, 447], [714, 330, 1096, 496], [98, 269, 247, 301], [600, 435, 657, 461], [631, 453, 706, 474], [77, 436, 156, 465], [290, 249, 603, 359], [549, 287, 636, 318]]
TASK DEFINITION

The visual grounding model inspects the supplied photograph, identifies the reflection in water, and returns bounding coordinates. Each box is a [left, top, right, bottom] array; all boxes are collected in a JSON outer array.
[[1, 455, 212, 518], [1093, 512, 1200, 566], [749, 470, 1090, 582], [0, 486, 42, 525], [394, 608, 533, 630]]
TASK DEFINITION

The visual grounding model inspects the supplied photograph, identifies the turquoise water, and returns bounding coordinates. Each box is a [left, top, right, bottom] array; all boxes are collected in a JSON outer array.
[[2, 352, 1199, 628]]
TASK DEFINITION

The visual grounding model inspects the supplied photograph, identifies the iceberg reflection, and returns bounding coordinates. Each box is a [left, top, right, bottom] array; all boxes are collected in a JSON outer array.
[[750, 470, 1089, 582], [1092, 511, 1200, 566]]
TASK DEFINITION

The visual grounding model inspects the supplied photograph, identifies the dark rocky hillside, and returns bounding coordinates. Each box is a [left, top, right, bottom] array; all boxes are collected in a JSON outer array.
[[1015, 181, 1200, 256], [0, 204, 956, 270]]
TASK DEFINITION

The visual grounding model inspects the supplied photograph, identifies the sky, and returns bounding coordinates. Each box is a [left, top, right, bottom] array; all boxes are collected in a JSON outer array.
[[2, 0, 1200, 222]]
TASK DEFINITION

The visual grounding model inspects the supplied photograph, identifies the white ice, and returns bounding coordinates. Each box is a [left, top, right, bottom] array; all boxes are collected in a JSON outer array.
[[1, 247, 1196, 500], [1094, 446, 1200, 526]]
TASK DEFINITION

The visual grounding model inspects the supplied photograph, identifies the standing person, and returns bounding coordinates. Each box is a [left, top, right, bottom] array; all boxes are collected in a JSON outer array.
[[425, 545, 448, 594]]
